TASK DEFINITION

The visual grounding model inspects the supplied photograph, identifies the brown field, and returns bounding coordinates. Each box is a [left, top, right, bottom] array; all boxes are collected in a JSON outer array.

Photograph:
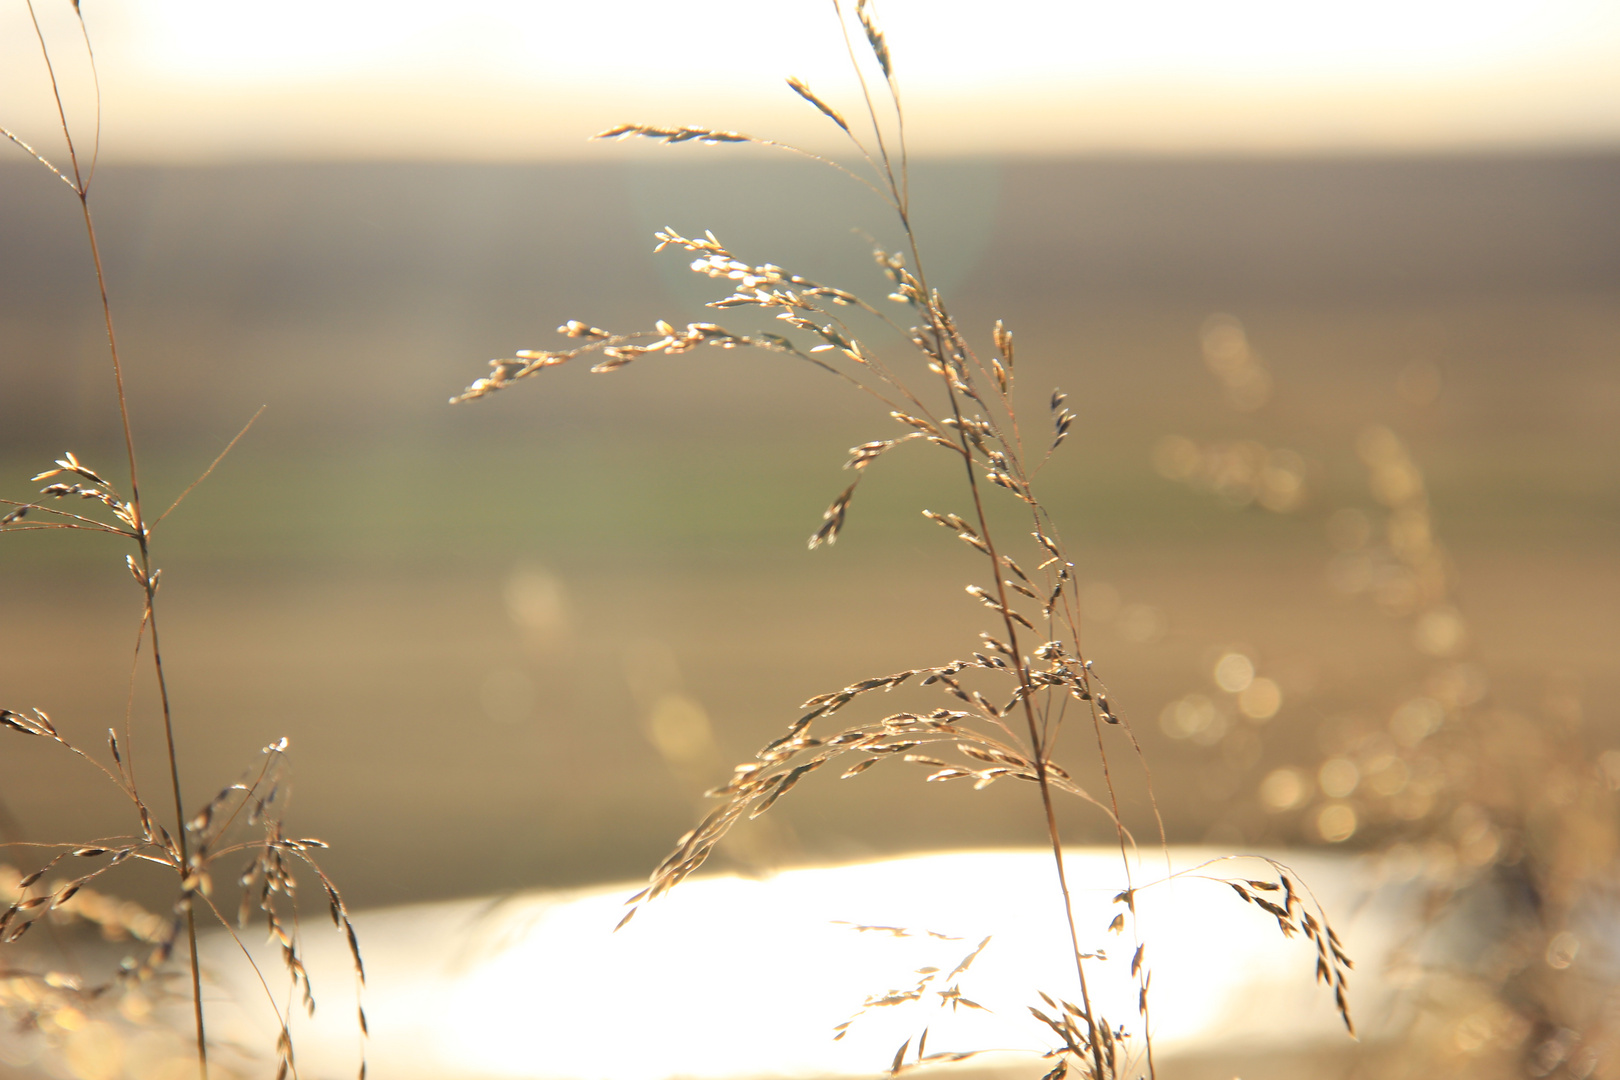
[[2, 153, 1615, 914]]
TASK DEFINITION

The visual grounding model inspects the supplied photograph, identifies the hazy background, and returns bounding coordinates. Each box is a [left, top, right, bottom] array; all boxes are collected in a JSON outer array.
[[1, 0, 1617, 913]]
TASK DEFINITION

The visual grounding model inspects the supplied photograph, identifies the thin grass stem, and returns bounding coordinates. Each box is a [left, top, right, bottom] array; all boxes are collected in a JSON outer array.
[[19, 3, 209, 1072]]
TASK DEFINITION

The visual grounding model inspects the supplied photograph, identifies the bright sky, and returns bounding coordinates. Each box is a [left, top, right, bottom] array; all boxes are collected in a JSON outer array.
[[4, 0, 1619, 161]]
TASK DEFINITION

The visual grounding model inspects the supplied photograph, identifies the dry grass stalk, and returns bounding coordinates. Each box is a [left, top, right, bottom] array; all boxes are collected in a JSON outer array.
[[458, 3, 1352, 1078], [1, 6, 362, 1078]]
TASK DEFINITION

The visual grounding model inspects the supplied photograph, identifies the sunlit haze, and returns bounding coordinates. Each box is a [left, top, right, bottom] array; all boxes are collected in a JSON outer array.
[[185, 851, 1408, 1080], [3, 0, 1619, 160]]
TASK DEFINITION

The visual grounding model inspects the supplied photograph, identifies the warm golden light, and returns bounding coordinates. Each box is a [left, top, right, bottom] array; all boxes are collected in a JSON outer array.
[[191, 850, 1407, 1080], [3, 0, 1618, 160]]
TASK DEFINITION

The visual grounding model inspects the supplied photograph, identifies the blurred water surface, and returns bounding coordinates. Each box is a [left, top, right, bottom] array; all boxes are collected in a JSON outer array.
[[1, 848, 1431, 1080]]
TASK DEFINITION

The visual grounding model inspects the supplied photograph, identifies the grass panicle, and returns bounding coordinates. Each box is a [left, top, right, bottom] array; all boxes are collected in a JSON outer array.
[[0, 6, 363, 1079], [458, 5, 1352, 1077]]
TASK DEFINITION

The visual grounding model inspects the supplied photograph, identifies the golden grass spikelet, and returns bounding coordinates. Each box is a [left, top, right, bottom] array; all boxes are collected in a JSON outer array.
[[854, 0, 893, 80], [786, 76, 852, 134]]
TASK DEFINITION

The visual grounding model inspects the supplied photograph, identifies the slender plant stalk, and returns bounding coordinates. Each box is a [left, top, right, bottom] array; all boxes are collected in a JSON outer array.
[[844, 6, 1113, 1061], [903, 240, 1110, 1076], [21, 3, 208, 1074], [3, 13, 367, 1079], [951, 417, 1108, 1080]]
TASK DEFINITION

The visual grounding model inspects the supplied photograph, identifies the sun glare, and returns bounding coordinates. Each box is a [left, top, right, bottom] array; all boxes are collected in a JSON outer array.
[[192, 850, 1404, 1080]]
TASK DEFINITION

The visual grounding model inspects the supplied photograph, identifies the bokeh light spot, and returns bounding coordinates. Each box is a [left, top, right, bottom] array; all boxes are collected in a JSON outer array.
[[646, 693, 714, 764], [1160, 694, 1219, 740], [1319, 758, 1360, 799], [1390, 696, 1445, 746], [1118, 603, 1168, 644], [1238, 677, 1282, 721], [1259, 767, 1310, 810], [1213, 652, 1255, 693], [1414, 606, 1468, 657], [1151, 435, 1200, 481], [1316, 803, 1358, 843]]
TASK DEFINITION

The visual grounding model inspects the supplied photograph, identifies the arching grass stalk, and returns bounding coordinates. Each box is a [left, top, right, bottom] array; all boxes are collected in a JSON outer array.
[[456, 3, 1353, 1076]]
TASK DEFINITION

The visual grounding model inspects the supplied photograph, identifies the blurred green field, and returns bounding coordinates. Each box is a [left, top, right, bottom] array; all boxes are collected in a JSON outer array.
[[1, 155, 1617, 909]]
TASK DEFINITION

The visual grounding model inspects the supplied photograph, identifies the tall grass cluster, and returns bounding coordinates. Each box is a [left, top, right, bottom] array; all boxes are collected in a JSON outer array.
[[1, 5, 363, 1079], [4, 3, 1614, 1080], [454, 4, 1353, 1077]]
